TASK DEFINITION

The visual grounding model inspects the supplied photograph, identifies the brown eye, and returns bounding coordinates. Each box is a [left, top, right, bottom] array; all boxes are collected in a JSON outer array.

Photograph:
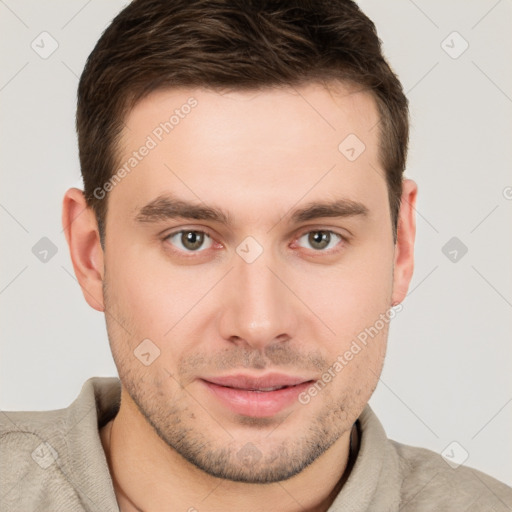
[[167, 230, 212, 252], [182, 231, 204, 250], [309, 231, 330, 250], [297, 230, 342, 251]]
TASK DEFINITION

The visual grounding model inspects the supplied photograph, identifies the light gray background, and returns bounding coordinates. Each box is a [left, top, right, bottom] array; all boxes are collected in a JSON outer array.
[[1, 0, 511, 486]]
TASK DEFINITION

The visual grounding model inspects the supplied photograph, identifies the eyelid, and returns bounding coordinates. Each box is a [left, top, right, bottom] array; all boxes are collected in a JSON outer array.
[[294, 225, 350, 242], [163, 227, 221, 254], [163, 226, 217, 240], [291, 228, 348, 253], [161, 225, 349, 257]]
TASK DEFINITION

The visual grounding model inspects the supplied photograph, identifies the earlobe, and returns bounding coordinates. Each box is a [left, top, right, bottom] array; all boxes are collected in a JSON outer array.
[[391, 179, 418, 306], [62, 188, 105, 312]]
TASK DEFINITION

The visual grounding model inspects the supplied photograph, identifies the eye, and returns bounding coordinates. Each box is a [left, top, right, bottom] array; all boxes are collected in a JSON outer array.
[[166, 230, 213, 252], [296, 230, 343, 251]]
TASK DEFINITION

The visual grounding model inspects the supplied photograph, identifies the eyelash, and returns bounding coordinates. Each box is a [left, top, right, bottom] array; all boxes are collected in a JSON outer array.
[[164, 230, 216, 253], [163, 228, 348, 257], [292, 230, 346, 254]]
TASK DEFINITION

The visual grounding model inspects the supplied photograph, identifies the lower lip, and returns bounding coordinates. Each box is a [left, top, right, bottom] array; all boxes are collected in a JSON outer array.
[[200, 380, 313, 417]]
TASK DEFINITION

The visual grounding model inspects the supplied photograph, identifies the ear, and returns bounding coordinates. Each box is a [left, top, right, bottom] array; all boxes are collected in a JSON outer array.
[[391, 179, 418, 306], [62, 188, 105, 312]]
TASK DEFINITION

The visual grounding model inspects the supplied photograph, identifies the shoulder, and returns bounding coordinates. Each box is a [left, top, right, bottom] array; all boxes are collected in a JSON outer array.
[[354, 406, 512, 511], [390, 439, 512, 511], [0, 377, 121, 512], [0, 407, 85, 511]]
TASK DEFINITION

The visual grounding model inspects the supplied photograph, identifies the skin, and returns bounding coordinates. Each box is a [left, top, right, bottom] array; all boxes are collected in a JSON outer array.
[[62, 82, 417, 512]]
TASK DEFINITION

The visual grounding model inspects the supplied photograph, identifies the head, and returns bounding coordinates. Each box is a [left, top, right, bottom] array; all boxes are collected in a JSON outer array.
[[64, 0, 416, 484]]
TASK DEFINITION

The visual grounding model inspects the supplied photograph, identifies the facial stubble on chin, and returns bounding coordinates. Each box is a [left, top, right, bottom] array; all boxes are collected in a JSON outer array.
[[123, 370, 355, 484], [102, 278, 373, 484]]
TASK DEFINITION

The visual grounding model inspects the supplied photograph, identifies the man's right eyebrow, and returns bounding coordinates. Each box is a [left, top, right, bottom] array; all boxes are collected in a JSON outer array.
[[134, 195, 231, 225]]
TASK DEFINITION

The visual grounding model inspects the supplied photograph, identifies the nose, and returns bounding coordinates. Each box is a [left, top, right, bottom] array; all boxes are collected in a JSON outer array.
[[217, 248, 298, 352]]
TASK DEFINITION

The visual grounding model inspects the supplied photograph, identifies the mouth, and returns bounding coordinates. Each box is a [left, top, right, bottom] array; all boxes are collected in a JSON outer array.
[[199, 373, 315, 418]]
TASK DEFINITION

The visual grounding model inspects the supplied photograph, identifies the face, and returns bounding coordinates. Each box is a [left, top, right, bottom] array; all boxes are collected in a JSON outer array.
[[101, 83, 397, 483]]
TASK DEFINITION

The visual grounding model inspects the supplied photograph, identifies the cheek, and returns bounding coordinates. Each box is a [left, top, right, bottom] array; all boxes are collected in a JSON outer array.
[[104, 242, 222, 343], [288, 239, 394, 401], [294, 242, 394, 336]]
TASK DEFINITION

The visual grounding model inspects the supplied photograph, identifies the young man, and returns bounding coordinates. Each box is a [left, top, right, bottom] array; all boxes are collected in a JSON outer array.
[[1, 1, 511, 511]]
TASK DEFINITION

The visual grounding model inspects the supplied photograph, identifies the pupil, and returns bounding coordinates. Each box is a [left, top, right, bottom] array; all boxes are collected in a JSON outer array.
[[309, 231, 330, 249], [183, 231, 204, 250]]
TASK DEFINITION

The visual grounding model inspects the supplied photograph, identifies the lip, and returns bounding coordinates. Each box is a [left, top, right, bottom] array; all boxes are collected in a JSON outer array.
[[199, 373, 315, 418]]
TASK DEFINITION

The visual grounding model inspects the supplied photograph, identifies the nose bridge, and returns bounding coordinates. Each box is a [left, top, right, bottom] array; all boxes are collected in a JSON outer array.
[[218, 245, 296, 348], [239, 258, 278, 315]]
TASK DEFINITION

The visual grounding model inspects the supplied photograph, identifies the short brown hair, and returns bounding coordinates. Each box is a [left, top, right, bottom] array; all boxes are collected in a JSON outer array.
[[77, 0, 408, 244]]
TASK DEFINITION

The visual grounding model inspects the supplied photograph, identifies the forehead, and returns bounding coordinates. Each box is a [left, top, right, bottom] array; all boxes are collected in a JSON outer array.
[[110, 83, 386, 224]]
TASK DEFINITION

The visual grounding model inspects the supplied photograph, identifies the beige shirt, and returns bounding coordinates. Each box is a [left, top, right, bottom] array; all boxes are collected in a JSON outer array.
[[1, 377, 511, 511]]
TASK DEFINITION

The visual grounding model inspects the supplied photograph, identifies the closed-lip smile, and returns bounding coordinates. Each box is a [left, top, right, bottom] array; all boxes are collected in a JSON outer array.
[[199, 373, 315, 417]]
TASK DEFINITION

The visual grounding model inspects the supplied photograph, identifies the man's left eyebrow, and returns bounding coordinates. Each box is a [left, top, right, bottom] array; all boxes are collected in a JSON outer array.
[[289, 199, 369, 223]]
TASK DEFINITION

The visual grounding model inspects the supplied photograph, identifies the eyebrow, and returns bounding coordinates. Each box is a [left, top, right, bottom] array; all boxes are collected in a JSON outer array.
[[135, 194, 368, 225], [290, 199, 368, 223], [135, 196, 230, 224]]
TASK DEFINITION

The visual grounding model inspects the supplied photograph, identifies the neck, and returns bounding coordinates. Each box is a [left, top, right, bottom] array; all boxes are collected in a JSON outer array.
[[100, 391, 358, 512]]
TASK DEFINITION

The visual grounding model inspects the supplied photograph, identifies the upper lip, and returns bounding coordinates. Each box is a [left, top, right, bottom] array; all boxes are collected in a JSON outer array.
[[201, 373, 313, 391]]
